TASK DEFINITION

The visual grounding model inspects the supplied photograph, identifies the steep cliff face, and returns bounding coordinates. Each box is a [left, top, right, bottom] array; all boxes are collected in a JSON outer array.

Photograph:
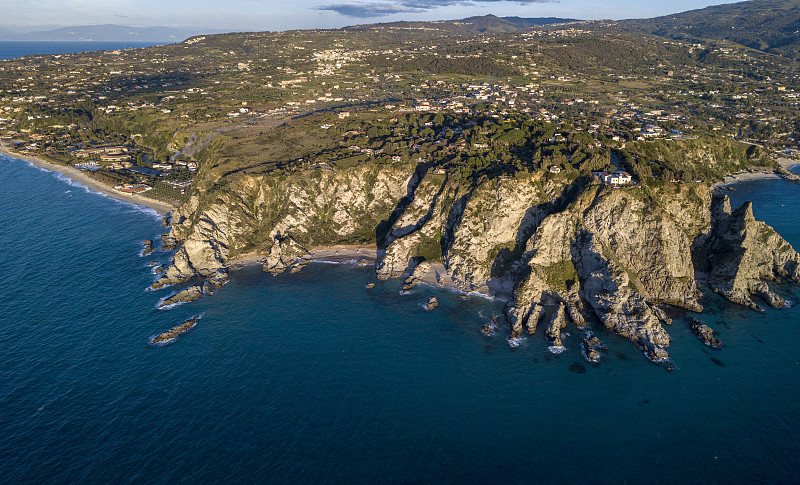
[[156, 164, 800, 363], [154, 165, 413, 288], [695, 195, 800, 311]]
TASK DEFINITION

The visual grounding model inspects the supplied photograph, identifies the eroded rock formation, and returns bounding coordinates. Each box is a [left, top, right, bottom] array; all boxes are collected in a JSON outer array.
[[151, 163, 800, 362]]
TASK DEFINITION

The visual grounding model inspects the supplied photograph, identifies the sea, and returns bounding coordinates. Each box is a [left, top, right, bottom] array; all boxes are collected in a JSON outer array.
[[1, 39, 799, 481], [0, 41, 166, 60], [2, 154, 799, 483]]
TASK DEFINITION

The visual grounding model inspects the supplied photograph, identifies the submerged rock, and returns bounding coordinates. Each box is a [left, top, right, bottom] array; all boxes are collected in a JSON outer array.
[[152, 315, 199, 344], [690, 319, 724, 349], [425, 296, 439, 310]]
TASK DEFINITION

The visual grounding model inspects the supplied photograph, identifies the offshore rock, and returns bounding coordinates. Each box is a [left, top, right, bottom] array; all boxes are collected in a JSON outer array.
[[152, 315, 199, 344], [425, 296, 439, 310], [365, 282, 376, 289], [690, 319, 724, 349], [481, 315, 499, 336], [159, 284, 207, 308], [161, 215, 171, 228], [142, 240, 154, 256], [582, 336, 605, 363]]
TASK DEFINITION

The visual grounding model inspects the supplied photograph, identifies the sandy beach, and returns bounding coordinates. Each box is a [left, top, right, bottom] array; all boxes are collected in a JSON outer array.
[[228, 244, 380, 268], [713, 171, 781, 188], [711, 159, 800, 190], [0, 145, 176, 215], [228, 244, 512, 298], [778, 157, 800, 171]]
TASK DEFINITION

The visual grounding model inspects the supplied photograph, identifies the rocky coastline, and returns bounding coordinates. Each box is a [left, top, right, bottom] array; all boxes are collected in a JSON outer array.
[[146, 163, 800, 365]]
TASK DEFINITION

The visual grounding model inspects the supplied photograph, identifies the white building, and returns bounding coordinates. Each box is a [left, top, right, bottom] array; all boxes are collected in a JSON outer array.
[[597, 170, 633, 186]]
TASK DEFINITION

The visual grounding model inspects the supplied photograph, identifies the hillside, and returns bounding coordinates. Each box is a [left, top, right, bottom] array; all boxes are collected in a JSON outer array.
[[624, 0, 800, 60], [347, 14, 578, 34]]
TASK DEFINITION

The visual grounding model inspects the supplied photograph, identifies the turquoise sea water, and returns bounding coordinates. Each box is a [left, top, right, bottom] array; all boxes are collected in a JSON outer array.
[[0, 41, 165, 60], [1, 155, 799, 483]]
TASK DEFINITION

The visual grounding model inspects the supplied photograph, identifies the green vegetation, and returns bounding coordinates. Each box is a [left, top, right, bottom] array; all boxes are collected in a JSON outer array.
[[544, 260, 578, 291], [0, 1, 797, 210]]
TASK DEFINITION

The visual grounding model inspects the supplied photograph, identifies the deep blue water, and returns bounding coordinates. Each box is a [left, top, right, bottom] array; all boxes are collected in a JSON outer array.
[[1, 155, 799, 483], [0, 41, 165, 60]]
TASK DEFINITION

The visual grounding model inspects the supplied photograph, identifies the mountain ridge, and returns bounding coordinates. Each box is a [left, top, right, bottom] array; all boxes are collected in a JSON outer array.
[[621, 0, 800, 59]]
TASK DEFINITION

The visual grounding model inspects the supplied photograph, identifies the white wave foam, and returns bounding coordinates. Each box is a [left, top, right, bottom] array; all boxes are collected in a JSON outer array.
[[548, 345, 566, 354], [156, 295, 184, 311], [507, 336, 526, 348], [20, 161, 162, 219], [148, 334, 176, 345]]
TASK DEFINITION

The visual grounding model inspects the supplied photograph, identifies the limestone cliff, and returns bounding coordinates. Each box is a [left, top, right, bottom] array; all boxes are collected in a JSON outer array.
[[694, 195, 800, 311], [153, 164, 413, 289], [154, 163, 800, 363]]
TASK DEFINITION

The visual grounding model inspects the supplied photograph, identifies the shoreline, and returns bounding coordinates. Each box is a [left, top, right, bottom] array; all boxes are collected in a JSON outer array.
[[227, 245, 509, 300], [711, 170, 781, 189], [711, 159, 800, 190], [0, 145, 176, 215]]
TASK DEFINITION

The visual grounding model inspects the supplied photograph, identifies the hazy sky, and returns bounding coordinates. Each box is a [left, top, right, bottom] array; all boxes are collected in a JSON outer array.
[[0, 0, 739, 31]]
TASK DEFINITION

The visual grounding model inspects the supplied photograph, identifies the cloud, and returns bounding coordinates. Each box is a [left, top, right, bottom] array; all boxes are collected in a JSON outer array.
[[316, 2, 425, 17], [317, 0, 557, 18]]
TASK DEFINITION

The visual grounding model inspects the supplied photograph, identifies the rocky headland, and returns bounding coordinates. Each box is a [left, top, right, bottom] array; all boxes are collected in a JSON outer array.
[[150, 162, 800, 363]]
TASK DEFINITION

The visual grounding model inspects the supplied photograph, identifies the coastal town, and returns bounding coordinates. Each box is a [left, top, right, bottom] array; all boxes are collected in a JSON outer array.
[[0, 17, 797, 207]]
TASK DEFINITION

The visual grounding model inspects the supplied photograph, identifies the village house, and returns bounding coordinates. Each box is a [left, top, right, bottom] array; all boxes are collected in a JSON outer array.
[[108, 161, 133, 170], [114, 183, 151, 194]]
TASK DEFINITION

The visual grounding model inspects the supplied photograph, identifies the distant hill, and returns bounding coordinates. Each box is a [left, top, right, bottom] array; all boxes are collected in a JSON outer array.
[[452, 15, 579, 32], [347, 14, 579, 34], [623, 0, 800, 59], [0, 24, 206, 42]]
